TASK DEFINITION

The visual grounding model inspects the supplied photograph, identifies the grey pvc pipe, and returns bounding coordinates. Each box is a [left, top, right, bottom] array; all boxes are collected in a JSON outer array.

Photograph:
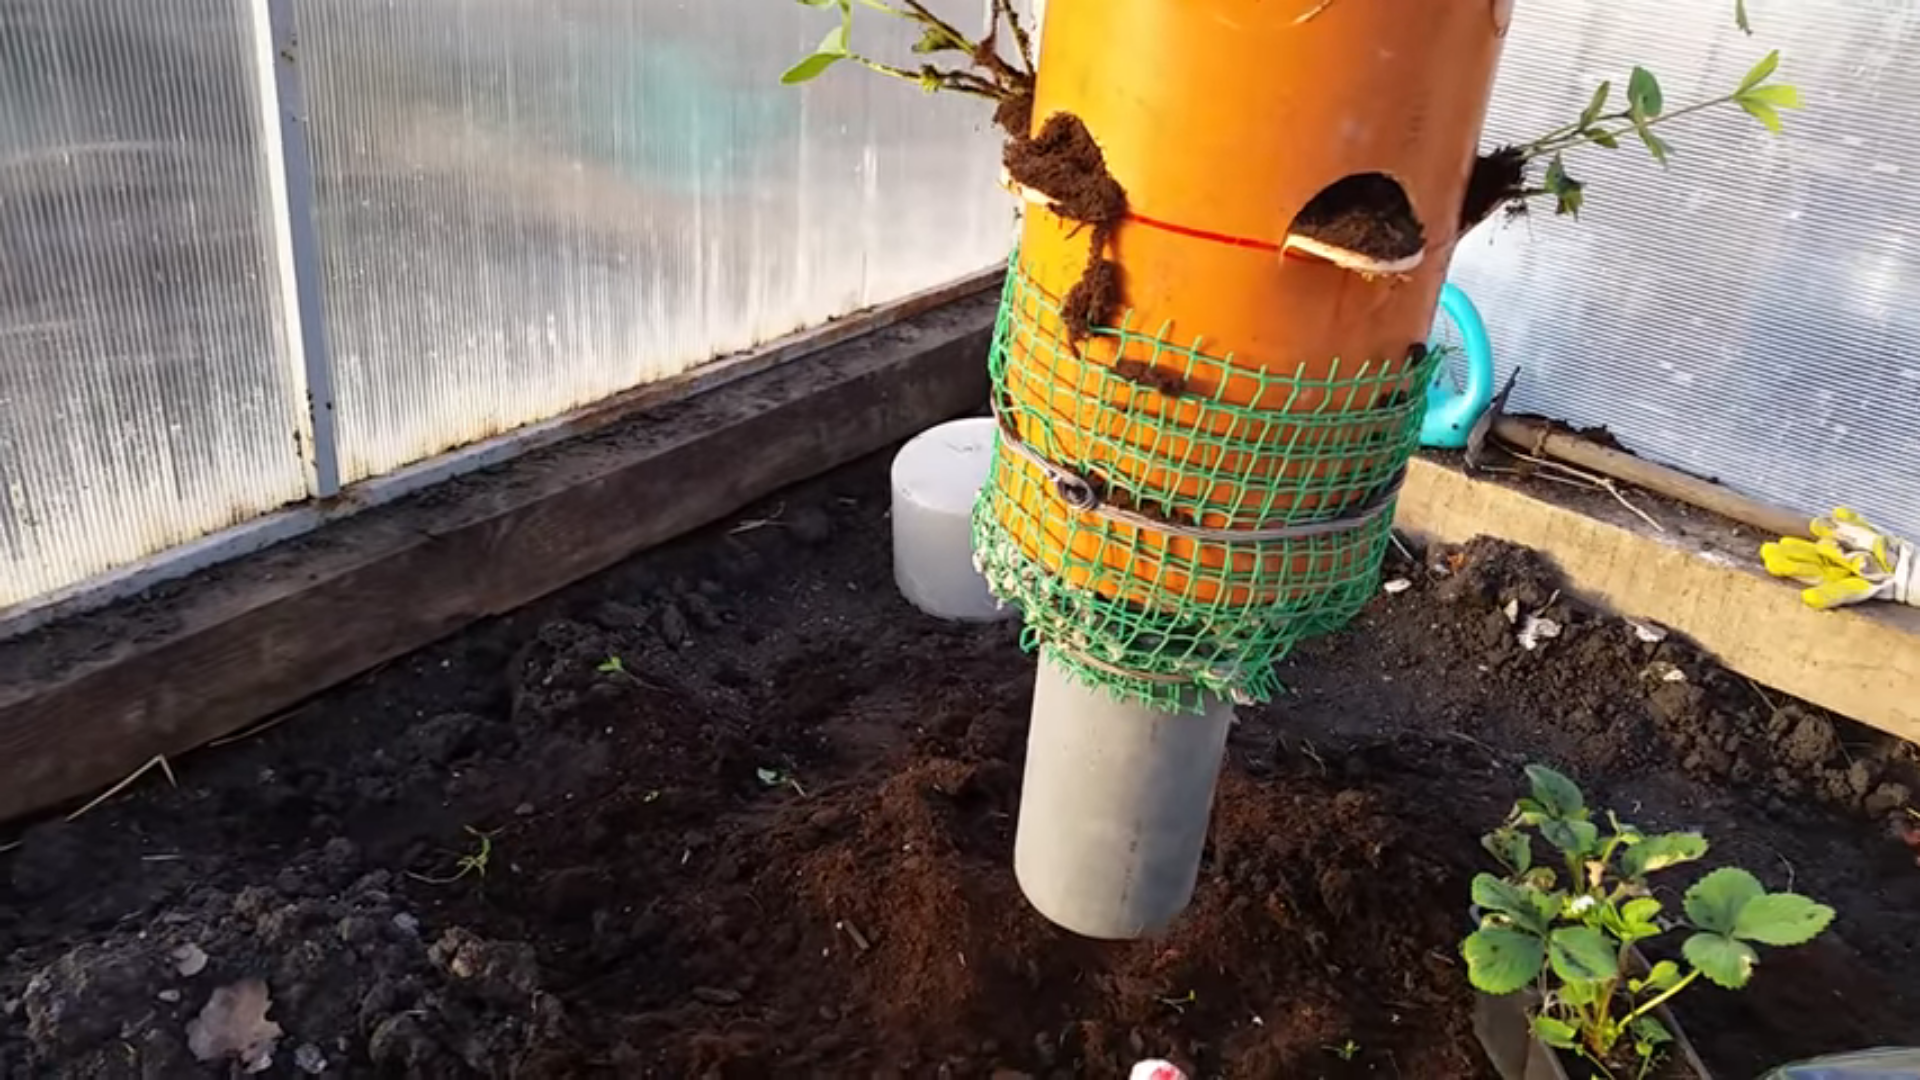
[[1014, 651, 1235, 939]]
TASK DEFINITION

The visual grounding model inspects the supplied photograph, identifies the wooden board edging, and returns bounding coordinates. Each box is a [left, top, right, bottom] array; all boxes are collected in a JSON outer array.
[[1395, 457, 1920, 745], [0, 291, 997, 824]]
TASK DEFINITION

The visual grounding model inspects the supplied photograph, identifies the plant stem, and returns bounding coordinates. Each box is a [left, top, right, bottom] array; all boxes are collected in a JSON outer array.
[[1620, 969, 1702, 1029], [849, 55, 1006, 100], [1522, 94, 1739, 161], [899, 0, 974, 52], [992, 0, 1036, 75]]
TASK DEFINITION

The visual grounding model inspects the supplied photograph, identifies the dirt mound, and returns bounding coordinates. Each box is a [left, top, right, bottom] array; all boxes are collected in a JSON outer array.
[[4, 458, 1916, 1079]]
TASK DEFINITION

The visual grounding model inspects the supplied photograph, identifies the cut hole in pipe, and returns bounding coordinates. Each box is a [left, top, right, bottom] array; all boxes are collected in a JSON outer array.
[[1285, 172, 1426, 275]]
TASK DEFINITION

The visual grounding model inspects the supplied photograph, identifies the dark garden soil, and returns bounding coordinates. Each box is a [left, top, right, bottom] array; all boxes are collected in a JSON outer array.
[[1001, 111, 1127, 341], [4, 449, 1918, 1079], [1287, 174, 1427, 263]]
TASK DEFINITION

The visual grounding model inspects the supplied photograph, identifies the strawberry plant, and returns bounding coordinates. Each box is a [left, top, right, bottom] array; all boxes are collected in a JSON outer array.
[[1463, 765, 1835, 1079]]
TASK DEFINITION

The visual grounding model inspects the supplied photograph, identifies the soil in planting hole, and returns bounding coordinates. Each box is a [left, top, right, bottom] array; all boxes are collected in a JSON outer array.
[[1461, 147, 1529, 232], [1003, 110, 1128, 341], [1287, 173, 1426, 263], [4, 451, 1918, 1079]]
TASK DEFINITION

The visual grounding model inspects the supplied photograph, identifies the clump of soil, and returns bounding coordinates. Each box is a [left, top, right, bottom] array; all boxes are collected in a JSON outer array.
[[1288, 172, 1427, 262], [1461, 146, 1529, 231], [1003, 111, 1131, 341], [3, 455, 1916, 1078], [1112, 358, 1189, 398], [992, 88, 1035, 139]]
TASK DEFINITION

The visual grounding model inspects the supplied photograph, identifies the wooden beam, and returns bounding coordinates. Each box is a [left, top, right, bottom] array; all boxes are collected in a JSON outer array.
[[1395, 456, 1920, 745], [0, 290, 997, 824]]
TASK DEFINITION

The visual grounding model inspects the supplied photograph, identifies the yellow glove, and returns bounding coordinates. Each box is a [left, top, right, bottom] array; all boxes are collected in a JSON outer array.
[[1762, 508, 1917, 610]]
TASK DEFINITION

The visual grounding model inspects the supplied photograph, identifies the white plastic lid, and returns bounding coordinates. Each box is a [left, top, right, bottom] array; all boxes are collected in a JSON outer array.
[[891, 416, 998, 515]]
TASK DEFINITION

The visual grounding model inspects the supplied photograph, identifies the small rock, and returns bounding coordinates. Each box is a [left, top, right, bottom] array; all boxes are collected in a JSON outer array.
[[1517, 615, 1561, 651], [158, 989, 183, 1003], [1846, 760, 1877, 798], [186, 978, 282, 1073], [1777, 708, 1840, 768], [173, 943, 210, 977], [391, 913, 421, 936], [1626, 618, 1669, 644], [1865, 782, 1912, 818], [429, 928, 541, 1002], [294, 1043, 328, 1074], [692, 987, 743, 1006], [514, 802, 535, 817]]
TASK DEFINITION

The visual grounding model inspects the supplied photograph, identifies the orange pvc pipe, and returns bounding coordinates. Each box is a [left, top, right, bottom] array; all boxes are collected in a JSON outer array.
[[994, 0, 1510, 609]]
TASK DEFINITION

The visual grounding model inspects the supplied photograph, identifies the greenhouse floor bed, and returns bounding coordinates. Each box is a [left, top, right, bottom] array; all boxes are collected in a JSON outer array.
[[3, 449, 1917, 1079]]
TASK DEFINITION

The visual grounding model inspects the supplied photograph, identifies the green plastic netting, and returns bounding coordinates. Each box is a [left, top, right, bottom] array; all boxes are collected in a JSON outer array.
[[971, 254, 1442, 710]]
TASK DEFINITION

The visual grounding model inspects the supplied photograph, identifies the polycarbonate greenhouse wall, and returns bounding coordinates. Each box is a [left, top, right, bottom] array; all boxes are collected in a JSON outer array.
[[1448, 0, 1920, 542], [0, 0, 1011, 610], [3, 0, 1918, 614]]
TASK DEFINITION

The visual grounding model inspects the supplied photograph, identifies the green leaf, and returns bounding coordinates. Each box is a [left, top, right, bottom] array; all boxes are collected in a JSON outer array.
[[1621, 832, 1708, 878], [1741, 83, 1803, 109], [1463, 928, 1547, 995], [1580, 81, 1612, 127], [1483, 828, 1534, 874], [1472, 874, 1554, 934], [1684, 867, 1765, 934], [1684, 931, 1758, 989], [912, 24, 961, 53], [1588, 129, 1620, 150], [1631, 111, 1673, 166], [780, 52, 844, 83], [1558, 976, 1606, 1007], [1525, 765, 1586, 819], [1632, 1015, 1674, 1050], [1532, 1015, 1580, 1050], [1621, 897, 1662, 925], [1735, 0, 1752, 34], [1739, 49, 1780, 92], [1541, 817, 1600, 857], [1548, 926, 1618, 983], [1732, 892, 1836, 946], [1739, 98, 1782, 134], [1628, 66, 1666, 118], [1739, 99, 1783, 134], [1617, 896, 1664, 941], [818, 23, 851, 55], [1631, 959, 1683, 994]]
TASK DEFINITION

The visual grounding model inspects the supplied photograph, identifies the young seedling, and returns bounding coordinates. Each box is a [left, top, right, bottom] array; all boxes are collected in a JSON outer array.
[[1463, 765, 1835, 1080], [756, 766, 807, 798], [406, 826, 499, 886], [1491, 45, 1802, 223], [786, 0, 1802, 233], [596, 654, 663, 690], [781, 0, 1034, 106], [1326, 1038, 1362, 1062], [1156, 989, 1197, 1014]]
